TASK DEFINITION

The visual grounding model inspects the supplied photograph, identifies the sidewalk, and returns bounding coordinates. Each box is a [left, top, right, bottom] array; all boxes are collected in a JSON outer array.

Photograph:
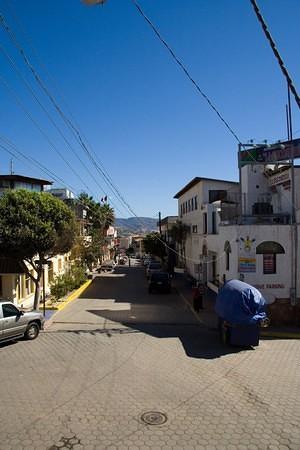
[[44, 279, 92, 329], [173, 273, 300, 339]]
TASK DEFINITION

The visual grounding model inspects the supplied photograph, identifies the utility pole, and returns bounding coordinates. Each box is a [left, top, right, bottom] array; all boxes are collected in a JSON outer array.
[[158, 211, 162, 235], [286, 85, 298, 305]]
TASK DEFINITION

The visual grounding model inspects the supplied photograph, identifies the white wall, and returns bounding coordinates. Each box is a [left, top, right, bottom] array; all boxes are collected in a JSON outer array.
[[208, 224, 292, 303]]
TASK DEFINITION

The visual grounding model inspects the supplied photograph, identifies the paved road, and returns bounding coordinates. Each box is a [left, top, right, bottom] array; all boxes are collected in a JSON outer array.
[[0, 266, 299, 450]]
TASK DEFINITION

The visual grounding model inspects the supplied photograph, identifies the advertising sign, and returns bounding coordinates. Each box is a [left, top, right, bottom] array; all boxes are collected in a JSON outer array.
[[269, 170, 290, 186], [239, 138, 300, 166], [238, 235, 256, 273], [238, 257, 256, 273]]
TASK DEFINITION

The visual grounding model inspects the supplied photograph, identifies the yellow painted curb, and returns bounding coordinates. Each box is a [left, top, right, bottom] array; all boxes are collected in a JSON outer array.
[[260, 330, 300, 339], [56, 279, 93, 312]]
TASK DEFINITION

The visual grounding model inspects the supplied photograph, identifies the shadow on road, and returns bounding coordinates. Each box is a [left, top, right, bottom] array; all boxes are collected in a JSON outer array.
[[64, 309, 248, 359]]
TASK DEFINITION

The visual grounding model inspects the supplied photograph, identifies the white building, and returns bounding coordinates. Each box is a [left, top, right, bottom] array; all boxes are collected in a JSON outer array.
[[174, 148, 300, 325], [174, 177, 239, 282]]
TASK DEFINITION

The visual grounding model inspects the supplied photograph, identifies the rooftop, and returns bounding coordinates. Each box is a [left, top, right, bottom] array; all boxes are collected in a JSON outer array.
[[0, 174, 52, 186], [174, 176, 238, 199]]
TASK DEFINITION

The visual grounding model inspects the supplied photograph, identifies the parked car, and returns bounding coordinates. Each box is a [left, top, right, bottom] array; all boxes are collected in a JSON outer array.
[[0, 300, 45, 344], [146, 262, 162, 279], [148, 272, 171, 294], [98, 260, 115, 273]]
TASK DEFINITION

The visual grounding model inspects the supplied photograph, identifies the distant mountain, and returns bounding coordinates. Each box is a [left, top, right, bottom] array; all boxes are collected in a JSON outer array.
[[114, 217, 158, 235]]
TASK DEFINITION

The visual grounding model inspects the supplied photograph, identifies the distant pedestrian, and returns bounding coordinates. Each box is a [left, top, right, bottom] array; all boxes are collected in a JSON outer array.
[[192, 283, 204, 312]]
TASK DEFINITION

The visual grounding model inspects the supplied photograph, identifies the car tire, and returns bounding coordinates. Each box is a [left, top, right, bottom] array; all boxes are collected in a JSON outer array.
[[24, 322, 40, 340]]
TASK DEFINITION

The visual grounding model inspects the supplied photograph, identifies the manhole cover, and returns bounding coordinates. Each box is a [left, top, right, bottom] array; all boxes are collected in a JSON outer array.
[[141, 411, 167, 425]]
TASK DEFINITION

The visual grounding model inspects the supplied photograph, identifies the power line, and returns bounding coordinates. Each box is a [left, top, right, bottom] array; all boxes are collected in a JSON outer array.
[[0, 73, 93, 194], [250, 0, 300, 110], [0, 135, 76, 189], [0, 42, 114, 202], [131, 0, 243, 146], [0, 11, 142, 221]]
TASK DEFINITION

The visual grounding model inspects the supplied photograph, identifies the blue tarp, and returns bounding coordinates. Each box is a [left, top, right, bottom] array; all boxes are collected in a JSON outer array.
[[215, 279, 267, 325]]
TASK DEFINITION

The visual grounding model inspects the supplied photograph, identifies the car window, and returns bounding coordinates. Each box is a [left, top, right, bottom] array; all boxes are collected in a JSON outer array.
[[2, 304, 19, 318], [149, 263, 161, 269], [152, 273, 168, 281]]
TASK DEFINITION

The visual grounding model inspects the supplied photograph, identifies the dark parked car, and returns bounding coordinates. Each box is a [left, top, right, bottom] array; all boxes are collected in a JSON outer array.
[[146, 262, 162, 279], [148, 272, 171, 294]]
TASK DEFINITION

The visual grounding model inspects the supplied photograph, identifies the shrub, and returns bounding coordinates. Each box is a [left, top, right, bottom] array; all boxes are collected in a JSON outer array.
[[50, 264, 87, 301]]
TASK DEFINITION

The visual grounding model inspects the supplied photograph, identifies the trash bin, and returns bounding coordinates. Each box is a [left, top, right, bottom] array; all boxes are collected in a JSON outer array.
[[215, 279, 268, 347]]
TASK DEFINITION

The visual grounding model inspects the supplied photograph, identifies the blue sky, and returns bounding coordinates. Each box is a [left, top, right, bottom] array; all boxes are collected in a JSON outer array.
[[0, 0, 299, 219]]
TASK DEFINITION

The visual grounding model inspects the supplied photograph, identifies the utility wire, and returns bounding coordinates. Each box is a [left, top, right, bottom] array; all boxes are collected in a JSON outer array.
[[0, 42, 113, 203], [0, 135, 76, 189], [0, 11, 141, 221], [131, 0, 243, 146], [0, 136, 137, 231], [0, 74, 93, 194], [250, 0, 300, 110]]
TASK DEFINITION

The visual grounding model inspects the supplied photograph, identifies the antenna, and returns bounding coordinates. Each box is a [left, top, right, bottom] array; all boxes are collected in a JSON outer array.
[[10, 158, 14, 175]]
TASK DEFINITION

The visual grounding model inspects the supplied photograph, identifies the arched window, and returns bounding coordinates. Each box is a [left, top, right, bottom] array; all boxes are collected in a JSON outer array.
[[256, 241, 285, 275], [224, 241, 231, 271]]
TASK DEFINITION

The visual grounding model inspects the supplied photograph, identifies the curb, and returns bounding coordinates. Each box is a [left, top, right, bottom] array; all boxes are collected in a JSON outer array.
[[44, 279, 93, 329], [175, 286, 300, 339], [260, 330, 300, 339]]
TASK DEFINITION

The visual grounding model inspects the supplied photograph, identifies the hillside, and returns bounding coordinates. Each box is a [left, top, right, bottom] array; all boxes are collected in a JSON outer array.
[[114, 217, 158, 235]]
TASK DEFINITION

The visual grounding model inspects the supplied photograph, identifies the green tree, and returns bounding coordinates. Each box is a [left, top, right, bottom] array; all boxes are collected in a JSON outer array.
[[168, 221, 190, 267], [0, 189, 76, 309], [75, 193, 115, 266], [143, 232, 166, 260]]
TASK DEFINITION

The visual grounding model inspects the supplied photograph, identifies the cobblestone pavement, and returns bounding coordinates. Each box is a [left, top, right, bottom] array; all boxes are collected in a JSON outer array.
[[0, 267, 299, 450]]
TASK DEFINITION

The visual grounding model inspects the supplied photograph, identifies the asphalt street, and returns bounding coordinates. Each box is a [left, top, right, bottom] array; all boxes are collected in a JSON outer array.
[[0, 266, 299, 450]]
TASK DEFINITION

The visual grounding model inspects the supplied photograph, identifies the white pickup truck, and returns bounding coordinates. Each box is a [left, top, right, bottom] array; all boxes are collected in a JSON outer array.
[[0, 300, 45, 344]]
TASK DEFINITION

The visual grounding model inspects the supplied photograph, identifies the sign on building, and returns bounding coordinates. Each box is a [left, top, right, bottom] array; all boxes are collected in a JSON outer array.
[[239, 138, 300, 166]]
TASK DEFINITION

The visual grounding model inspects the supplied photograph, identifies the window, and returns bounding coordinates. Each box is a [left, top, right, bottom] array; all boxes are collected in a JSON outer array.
[[209, 190, 227, 203], [212, 211, 217, 234], [212, 255, 217, 281], [58, 259, 62, 271], [192, 225, 198, 233], [191, 197, 194, 211], [224, 241, 231, 271], [226, 252, 230, 271], [256, 241, 284, 275], [25, 274, 31, 296], [2, 303, 19, 317], [48, 262, 54, 283], [203, 213, 207, 234], [263, 254, 276, 274], [188, 200, 191, 212]]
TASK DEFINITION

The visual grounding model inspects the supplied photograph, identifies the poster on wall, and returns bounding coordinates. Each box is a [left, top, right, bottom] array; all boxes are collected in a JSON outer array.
[[238, 257, 256, 273], [238, 235, 256, 273]]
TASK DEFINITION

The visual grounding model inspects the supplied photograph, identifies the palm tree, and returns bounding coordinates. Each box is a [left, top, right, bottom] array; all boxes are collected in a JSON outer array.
[[100, 203, 115, 231]]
